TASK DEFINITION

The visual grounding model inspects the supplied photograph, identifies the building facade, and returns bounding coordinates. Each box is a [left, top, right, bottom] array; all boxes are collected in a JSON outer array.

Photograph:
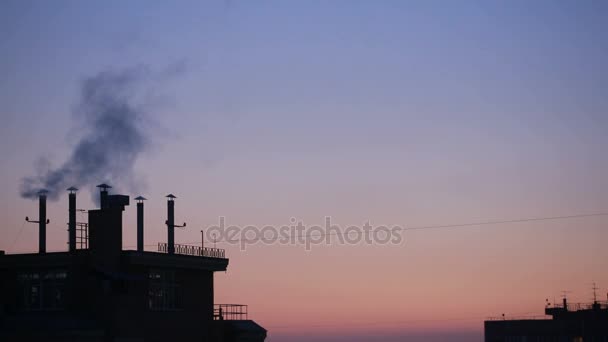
[[0, 186, 266, 342]]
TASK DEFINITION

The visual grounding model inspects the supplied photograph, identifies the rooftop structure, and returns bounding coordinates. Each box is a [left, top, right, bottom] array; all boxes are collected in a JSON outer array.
[[0, 185, 266, 342], [485, 295, 608, 341]]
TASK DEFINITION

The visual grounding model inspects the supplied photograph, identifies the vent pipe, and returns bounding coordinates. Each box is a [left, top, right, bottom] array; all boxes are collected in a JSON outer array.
[[135, 196, 146, 252], [166, 194, 176, 254], [165, 194, 186, 255], [67, 187, 78, 252], [97, 183, 111, 209], [38, 189, 48, 254], [25, 190, 50, 253]]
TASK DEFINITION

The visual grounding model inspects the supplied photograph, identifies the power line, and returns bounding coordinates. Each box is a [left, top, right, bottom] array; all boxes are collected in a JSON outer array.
[[404, 212, 608, 231], [172, 211, 608, 245]]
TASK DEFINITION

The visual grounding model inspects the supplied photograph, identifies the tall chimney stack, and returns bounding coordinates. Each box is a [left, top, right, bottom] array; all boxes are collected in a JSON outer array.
[[67, 187, 78, 252], [135, 196, 146, 252], [38, 189, 48, 254], [97, 183, 111, 209], [166, 194, 176, 254]]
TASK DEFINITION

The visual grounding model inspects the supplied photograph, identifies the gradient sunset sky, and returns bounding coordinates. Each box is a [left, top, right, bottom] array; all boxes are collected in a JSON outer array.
[[1, 1, 608, 341]]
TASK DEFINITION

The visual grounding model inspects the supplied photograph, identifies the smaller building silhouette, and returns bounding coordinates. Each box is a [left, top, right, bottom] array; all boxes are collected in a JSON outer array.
[[485, 296, 608, 342], [0, 185, 267, 342]]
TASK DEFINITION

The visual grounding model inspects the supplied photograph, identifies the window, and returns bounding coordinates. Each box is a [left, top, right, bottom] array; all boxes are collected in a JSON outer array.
[[148, 269, 181, 310], [18, 270, 67, 311]]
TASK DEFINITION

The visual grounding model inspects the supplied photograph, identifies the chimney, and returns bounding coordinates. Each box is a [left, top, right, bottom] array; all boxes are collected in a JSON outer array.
[[97, 183, 111, 209], [89, 193, 129, 270], [67, 187, 78, 252], [166, 194, 176, 254], [135, 196, 146, 252], [38, 189, 48, 254]]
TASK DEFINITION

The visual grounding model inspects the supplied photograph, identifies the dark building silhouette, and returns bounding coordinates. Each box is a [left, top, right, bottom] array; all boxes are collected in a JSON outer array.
[[0, 185, 266, 342], [485, 297, 608, 342]]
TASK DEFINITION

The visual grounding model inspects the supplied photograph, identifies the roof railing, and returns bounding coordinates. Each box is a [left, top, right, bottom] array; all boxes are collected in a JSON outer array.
[[486, 315, 551, 321], [214, 304, 248, 320], [158, 242, 226, 259], [548, 301, 608, 311]]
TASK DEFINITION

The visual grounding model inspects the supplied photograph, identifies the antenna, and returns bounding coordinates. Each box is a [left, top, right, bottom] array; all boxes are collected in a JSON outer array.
[[592, 282, 599, 303]]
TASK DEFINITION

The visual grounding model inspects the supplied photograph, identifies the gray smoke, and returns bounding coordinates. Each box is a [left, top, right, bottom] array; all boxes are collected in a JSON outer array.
[[20, 67, 154, 201]]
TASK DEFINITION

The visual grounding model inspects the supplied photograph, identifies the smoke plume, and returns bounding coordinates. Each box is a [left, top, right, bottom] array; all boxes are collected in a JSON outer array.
[[20, 66, 155, 200]]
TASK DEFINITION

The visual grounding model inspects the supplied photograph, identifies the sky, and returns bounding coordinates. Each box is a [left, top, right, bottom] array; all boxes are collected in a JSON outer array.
[[1, 1, 608, 341]]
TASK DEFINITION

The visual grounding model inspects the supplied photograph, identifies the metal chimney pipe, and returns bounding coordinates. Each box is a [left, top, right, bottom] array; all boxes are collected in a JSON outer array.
[[166, 194, 176, 254], [135, 196, 146, 252], [38, 190, 48, 254], [97, 183, 111, 209], [67, 187, 78, 252]]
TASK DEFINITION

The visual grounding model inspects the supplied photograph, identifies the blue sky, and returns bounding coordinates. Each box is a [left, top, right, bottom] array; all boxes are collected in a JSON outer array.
[[1, 1, 608, 341]]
